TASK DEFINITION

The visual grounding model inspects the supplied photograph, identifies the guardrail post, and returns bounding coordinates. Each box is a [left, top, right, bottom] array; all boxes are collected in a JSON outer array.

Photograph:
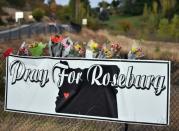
[[124, 124, 128, 131]]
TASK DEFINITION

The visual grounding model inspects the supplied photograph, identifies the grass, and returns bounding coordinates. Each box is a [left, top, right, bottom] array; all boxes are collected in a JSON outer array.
[[102, 15, 143, 31]]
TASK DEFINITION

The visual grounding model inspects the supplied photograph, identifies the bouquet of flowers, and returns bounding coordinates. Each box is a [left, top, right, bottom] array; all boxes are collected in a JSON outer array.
[[48, 34, 74, 57], [29, 42, 46, 56], [2, 33, 146, 61], [17, 42, 29, 56], [69, 42, 85, 57], [110, 41, 122, 58], [49, 34, 64, 57], [128, 45, 144, 59]]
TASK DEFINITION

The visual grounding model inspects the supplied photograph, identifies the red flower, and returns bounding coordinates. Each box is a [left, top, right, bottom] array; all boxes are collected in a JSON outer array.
[[51, 35, 64, 44], [111, 43, 121, 50], [2, 48, 13, 59]]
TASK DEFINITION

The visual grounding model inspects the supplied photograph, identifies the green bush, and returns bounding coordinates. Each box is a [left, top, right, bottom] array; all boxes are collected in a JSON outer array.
[[87, 18, 106, 30], [157, 18, 171, 39], [170, 15, 179, 41], [57, 6, 71, 23], [32, 8, 45, 22], [147, 14, 160, 33]]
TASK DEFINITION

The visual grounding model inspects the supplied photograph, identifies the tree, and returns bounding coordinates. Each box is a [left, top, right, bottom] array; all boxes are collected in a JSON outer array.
[[32, 8, 45, 22], [122, 0, 153, 15], [68, 0, 91, 23], [143, 3, 149, 18], [25, 0, 45, 9], [170, 15, 179, 40], [174, 0, 179, 14], [111, 0, 120, 8], [159, 0, 176, 18], [81, 0, 91, 17], [6, 0, 26, 8], [49, 0, 57, 13], [111, 0, 120, 14], [57, 6, 71, 23], [158, 18, 171, 39], [69, 0, 76, 19], [98, 1, 110, 9], [0, 0, 7, 7]]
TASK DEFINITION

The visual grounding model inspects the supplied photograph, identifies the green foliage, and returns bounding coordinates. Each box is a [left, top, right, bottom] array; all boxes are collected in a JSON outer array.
[[122, 0, 153, 16], [170, 15, 179, 41], [24, 1, 45, 10], [157, 15, 179, 41], [143, 3, 149, 18], [148, 13, 160, 32], [0, 0, 8, 7], [152, 1, 158, 15], [98, 1, 110, 9], [57, 6, 71, 23], [6, 0, 26, 7], [49, 0, 57, 13], [69, 0, 76, 19], [142, 1, 161, 33], [111, 0, 120, 8], [158, 18, 170, 39], [87, 18, 106, 30], [160, 0, 176, 18], [78, 3, 87, 21], [68, 0, 91, 24], [81, 0, 91, 17], [32, 8, 45, 22]]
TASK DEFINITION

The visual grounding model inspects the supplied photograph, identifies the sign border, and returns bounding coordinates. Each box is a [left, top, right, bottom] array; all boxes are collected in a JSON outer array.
[[4, 55, 171, 126]]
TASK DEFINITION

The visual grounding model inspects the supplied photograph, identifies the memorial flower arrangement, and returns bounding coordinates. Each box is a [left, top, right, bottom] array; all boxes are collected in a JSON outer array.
[[128, 46, 144, 59], [1, 34, 144, 60], [51, 35, 64, 44], [29, 42, 46, 56], [69, 42, 85, 57], [88, 40, 100, 53], [110, 42, 122, 58], [17, 42, 29, 56]]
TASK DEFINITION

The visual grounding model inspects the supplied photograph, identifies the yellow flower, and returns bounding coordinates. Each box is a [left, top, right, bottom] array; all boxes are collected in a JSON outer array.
[[89, 40, 98, 51], [131, 47, 137, 53], [103, 48, 109, 54], [74, 43, 81, 51], [106, 52, 112, 58], [103, 48, 112, 58]]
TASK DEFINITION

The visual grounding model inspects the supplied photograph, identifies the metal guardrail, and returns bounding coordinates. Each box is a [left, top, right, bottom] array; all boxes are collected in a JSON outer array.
[[0, 23, 73, 42]]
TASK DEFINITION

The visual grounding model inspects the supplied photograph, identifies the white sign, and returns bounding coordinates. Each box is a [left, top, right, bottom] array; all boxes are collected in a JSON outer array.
[[5, 55, 170, 125], [82, 19, 87, 25], [15, 12, 24, 22]]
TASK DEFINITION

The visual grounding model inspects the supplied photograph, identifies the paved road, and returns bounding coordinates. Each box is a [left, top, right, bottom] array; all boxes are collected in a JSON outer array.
[[0, 22, 72, 42]]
